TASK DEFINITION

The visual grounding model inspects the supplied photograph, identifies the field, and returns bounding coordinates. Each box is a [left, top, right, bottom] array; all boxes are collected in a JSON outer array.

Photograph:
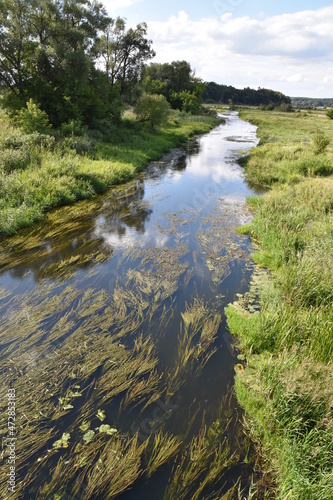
[[0, 109, 218, 236], [226, 108, 333, 499]]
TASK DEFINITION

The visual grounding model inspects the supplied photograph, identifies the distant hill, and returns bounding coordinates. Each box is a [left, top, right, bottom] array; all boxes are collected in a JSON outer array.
[[203, 82, 291, 107], [291, 97, 333, 108]]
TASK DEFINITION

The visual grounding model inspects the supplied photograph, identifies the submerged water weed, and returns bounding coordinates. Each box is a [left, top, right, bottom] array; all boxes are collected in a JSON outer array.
[[0, 279, 247, 498], [164, 398, 242, 500], [197, 200, 252, 284], [39, 433, 148, 499], [0, 226, 200, 498], [0, 273, 168, 497], [229, 266, 270, 317], [167, 300, 221, 396], [125, 242, 190, 284], [146, 430, 182, 478]]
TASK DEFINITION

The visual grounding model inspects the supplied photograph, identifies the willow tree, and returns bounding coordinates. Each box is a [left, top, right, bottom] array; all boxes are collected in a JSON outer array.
[[97, 17, 155, 98], [0, 0, 116, 125]]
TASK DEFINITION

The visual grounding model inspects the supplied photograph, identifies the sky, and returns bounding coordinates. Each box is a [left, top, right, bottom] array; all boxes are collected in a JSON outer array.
[[102, 1, 333, 97]]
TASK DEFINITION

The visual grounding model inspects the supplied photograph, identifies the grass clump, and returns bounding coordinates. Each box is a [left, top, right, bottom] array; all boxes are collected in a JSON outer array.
[[227, 107, 333, 499], [312, 129, 331, 155], [239, 108, 333, 186]]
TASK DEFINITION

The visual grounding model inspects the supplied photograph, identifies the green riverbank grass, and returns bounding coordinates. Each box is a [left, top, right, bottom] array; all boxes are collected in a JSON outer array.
[[227, 109, 333, 498], [238, 108, 333, 186], [0, 109, 218, 236]]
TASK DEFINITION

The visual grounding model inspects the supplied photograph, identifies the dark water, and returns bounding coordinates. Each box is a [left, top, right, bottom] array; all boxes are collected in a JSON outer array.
[[0, 112, 261, 499]]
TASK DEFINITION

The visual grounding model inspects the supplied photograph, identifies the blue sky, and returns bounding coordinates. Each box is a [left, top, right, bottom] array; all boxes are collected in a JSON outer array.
[[102, 1, 333, 97], [104, 1, 333, 23]]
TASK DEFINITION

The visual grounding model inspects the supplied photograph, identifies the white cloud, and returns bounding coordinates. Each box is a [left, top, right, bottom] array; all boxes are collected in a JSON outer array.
[[147, 5, 333, 97]]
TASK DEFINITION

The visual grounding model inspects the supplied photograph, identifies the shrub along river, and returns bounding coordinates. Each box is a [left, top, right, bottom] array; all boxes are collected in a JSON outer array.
[[0, 112, 263, 499]]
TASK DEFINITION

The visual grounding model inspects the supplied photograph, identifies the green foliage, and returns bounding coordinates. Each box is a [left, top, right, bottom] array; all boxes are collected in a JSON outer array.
[[135, 93, 170, 128], [291, 96, 333, 109], [312, 129, 330, 155], [144, 61, 205, 113], [203, 81, 291, 107], [238, 109, 333, 185], [227, 106, 333, 499], [97, 17, 155, 101], [234, 353, 333, 500], [0, 2, 154, 127], [277, 102, 294, 112], [177, 91, 202, 114], [16, 99, 52, 134], [326, 108, 333, 119], [0, 108, 217, 236], [60, 120, 88, 137]]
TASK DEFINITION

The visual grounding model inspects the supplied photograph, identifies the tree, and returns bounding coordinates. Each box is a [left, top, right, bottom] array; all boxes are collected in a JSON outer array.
[[16, 98, 52, 133], [203, 81, 291, 107], [28, 0, 113, 126], [0, 0, 36, 99], [143, 61, 205, 113], [135, 93, 170, 128], [97, 18, 155, 98], [177, 90, 201, 114], [0, 0, 122, 126]]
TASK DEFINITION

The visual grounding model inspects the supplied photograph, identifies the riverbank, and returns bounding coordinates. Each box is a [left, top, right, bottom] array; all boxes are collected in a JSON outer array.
[[0, 109, 219, 237], [226, 109, 333, 498]]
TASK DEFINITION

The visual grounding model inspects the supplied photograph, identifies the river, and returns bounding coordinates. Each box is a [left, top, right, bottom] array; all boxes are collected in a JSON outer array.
[[0, 112, 261, 499]]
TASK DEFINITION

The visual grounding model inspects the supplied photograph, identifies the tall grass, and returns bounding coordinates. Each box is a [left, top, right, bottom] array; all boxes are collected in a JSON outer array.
[[227, 109, 333, 499], [0, 109, 218, 236], [238, 109, 333, 185]]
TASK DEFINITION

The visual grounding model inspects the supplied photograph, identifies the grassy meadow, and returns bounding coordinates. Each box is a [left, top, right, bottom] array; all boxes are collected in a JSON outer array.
[[0, 108, 218, 237], [226, 108, 333, 499]]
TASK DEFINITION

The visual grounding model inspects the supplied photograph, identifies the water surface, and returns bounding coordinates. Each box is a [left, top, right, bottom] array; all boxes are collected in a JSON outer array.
[[0, 112, 261, 499]]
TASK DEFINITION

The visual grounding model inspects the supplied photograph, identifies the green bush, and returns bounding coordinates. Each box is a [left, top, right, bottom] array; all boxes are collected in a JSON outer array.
[[312, 129, 330, 155], [135, 93, 170, 128], [326, 108, 333, 119], [296, 156, 333, 177], [16, 99, 52, 134], [60, 119, 88, 137], [0, 148, 32, 173], [61, 135, 96, 155]]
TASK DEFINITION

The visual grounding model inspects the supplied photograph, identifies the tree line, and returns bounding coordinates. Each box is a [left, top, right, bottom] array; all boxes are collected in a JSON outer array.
[[0, 0, 206, 130], [0, 0, 156, 127], [291, 97, 333, 109], [0, 0, 292, 132], [203, 81, 291, 108]]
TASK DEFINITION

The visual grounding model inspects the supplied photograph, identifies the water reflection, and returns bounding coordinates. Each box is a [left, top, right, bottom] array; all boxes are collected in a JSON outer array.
[[0, 180, 153, 282], [0, 114, 258, 286], [0, 112, 266, 499]]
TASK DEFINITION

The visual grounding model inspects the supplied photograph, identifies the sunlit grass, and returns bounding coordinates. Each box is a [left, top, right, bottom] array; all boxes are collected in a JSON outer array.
[[238, 109, 333, 186], [227, 108, 333, 499], [0, 108, 218, 237]]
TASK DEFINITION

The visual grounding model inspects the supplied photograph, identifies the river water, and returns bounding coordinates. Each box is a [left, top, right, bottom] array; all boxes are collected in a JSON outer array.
[[0, 112, 260, 499]]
